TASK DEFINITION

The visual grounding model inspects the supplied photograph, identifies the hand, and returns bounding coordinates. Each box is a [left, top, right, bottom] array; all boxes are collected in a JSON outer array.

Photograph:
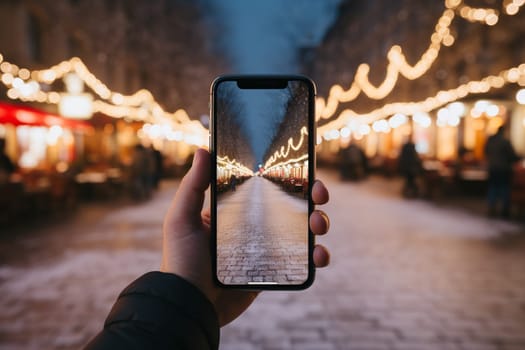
[[161, 148, 330, 326]]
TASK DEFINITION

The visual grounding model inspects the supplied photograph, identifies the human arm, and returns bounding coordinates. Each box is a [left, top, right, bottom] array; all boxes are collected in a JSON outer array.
[[84, 272, 219, 350], [85, 148, 330, 349]]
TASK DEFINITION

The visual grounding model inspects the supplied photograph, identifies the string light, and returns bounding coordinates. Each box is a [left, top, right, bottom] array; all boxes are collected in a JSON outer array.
[[1, 0, 522, 153], [263, 153, 308, 175], [263, 126, 308, 169], [217, 155, 254, 176], [504, 0, 525, 15], [0, 54, 209, 147], [317, 63, 525, 136], [316, 0, 522, 122]]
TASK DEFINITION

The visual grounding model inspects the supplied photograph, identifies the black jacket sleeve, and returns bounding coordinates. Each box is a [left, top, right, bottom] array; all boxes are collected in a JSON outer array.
[[85, 271, 220, 350]]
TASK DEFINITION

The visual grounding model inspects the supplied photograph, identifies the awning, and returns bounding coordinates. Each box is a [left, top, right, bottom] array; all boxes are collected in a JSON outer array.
[[0, 102, 92, 131]]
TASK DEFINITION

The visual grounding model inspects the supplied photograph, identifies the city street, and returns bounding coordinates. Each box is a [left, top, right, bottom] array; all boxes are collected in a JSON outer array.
[[1, 1, 525, 349], [217, 176, 309, 285], [1, 170, 525, 350]]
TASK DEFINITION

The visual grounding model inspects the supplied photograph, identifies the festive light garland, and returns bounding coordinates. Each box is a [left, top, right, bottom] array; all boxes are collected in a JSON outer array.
[[250, 0, 525, 162], [504, 0, 525, 15], [316, 0, 523, 122], [317, 63, 525, 137], [264, 0, 524, 164], [1, 0, 523, 159], [0, 54, 209, 147], [263, 153, 308, 176], [263, 126, 308, 170], [217, 155, 254, 177]]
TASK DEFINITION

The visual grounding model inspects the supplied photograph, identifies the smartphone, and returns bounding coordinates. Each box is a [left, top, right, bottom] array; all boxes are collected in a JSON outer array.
[[210, 75, 316, 290]]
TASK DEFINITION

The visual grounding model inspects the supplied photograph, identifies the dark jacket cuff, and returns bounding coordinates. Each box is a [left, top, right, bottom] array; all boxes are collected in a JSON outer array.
[[103, 271, 219, 349]]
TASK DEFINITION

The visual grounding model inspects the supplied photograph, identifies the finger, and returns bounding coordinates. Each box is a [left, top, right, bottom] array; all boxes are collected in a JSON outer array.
[[201, 208, 211, 227], [165, 149, 210, 229], [312, 180, 329, 205], [313, 244, 330, 267], [310, 210, 329, 235], [201, 208, 211, 220]]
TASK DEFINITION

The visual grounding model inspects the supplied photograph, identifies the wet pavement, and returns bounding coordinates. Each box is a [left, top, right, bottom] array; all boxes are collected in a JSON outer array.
[[0, 171, 525, 350], [217, 176, 308, 285], [0, 184, 171, 350]]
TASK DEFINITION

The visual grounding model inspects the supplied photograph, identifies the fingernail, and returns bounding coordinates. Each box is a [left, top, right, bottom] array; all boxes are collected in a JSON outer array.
[[320, 211, 330, 231]]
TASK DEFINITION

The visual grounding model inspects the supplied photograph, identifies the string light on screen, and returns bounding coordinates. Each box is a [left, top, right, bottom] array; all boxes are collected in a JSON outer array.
[[263, 126, 308, 170], [262, 153, 308, 176], [217, 155, 254, 177]]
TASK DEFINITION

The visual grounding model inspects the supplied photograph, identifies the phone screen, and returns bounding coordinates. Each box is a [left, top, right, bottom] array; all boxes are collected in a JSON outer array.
[[211, 76, 316, 289]]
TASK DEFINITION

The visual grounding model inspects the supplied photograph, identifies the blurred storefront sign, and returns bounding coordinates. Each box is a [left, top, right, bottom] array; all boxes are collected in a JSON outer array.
[[0, 102, 91, 130], [0, 102, 91, 169], [59, 73, 93, 120], [59, 94, 93, 120]]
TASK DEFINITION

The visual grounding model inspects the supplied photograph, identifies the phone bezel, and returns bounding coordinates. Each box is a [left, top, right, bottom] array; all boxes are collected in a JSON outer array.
[[210, 75, 317, 290]]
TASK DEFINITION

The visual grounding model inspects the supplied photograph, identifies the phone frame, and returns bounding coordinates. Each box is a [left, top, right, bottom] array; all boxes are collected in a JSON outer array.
[[209, 74, 317, 290]]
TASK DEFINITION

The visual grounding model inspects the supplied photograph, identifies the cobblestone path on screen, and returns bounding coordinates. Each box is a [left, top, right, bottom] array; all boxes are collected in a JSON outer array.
[[217, 176, 308, 285]]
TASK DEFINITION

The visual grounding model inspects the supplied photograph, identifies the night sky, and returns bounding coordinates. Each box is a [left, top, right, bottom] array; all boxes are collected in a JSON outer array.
[[206, 0, 340, 163]]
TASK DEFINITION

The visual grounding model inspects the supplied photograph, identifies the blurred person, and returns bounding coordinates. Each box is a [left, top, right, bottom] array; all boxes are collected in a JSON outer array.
[[85, 149, 331, 349], [130, 144, 150, 199], [150, 146, 163, 189], [339, 141, 367, 181], [484, 125, 520, 218], [145, 146, 157, 192], [398, 137, 422, 198], [453, 145, 475, 181], [0, 138, 15, 185], [229, 173, 237, 191]]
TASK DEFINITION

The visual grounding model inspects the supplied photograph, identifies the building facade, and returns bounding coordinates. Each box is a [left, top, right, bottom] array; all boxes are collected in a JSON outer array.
[[306, 0, 525, 168]]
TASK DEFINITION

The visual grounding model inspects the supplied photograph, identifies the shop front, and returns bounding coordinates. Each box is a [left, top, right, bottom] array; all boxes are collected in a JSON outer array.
[[317, 95, 525, 199], [0, 102, 92, 223]]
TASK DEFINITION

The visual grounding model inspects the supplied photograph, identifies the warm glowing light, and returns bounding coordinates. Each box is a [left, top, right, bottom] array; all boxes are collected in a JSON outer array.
[[358, 124, 371, 135], [448, 101, 465, 116], [486, 104, 500, 117], [0, 0, 523, 150], [264, 126, 308, 169], [372, 119, 390, 133], [471, 108, 483, 118], [47, 125, 64, 145], [413, 112, 432, 128], [516, 89, 525, 104], [317, 63, 525, 137], [505, 0, 524, 15], [388, 113, 408, 128], [0, 52, 209, 147], [1, 73, 13, 85], [448, 114, 460, 126], [437, 108, 450, 126], [217, 155, 254, 177], [315, 0, 521, 124], [18, 68, 30, 80], [473, 100, 490, 113], [59, 94, 93, 119], [263, 154, 308, 175]]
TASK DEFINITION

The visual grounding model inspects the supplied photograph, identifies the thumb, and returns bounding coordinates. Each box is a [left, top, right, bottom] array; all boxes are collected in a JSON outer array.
[[165, 148, 210, 230]]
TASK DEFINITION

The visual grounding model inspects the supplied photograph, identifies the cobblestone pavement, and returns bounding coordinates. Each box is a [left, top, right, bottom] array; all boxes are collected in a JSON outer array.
[[0, 172, 524, 350], [217, 176, 308, 285]]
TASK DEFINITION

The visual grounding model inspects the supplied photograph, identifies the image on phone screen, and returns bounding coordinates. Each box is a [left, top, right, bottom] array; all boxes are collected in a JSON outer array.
[[212, 76, 314, 287]]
